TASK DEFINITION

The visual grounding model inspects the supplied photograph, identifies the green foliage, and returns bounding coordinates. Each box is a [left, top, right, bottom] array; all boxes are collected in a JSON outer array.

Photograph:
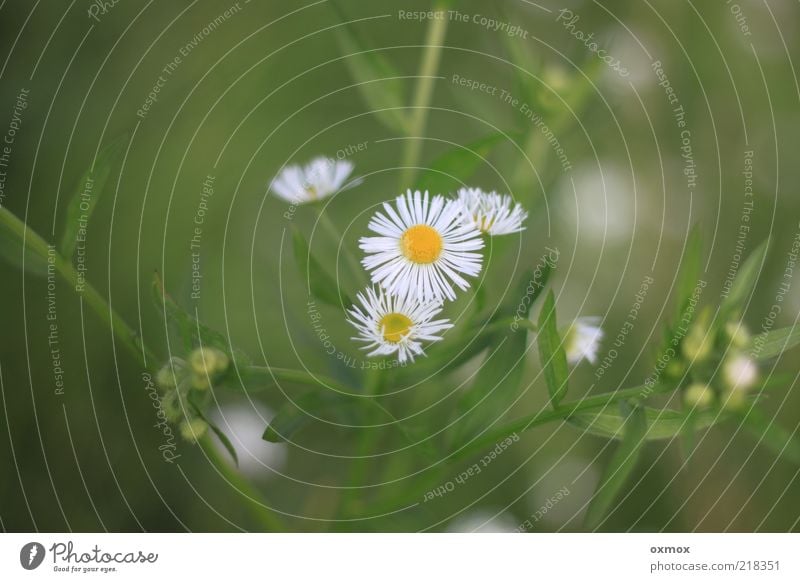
[[331, 2, 410, 135], [720, 239, 769, 320], [191, 403, 239, 466], [262, 391, 364, 443], [292, 226, 349, 307], [151, 272, 250, 367], [740, 407, 800, 465], [538, 290, 569, 406], [568, 406, 730, 441], [0, 206, 52, 277], [415, 132, 510, 195], [751, 326, 800, 360], [584, 403, 647, 529], [59, 134, 128, 258], [453, 267, 544, 442]]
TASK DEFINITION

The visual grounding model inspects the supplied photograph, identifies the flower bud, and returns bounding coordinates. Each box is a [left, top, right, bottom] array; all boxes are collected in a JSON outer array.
[[722, 353, 759, 392], [664, 359, 687, 381], [188, 347, 230, 389], [161, 391, 183, 423], [179, 418, 208, 443], [563, 317, 604, 366], [725, 321, 751, 349], [155, 357, 188, 390], [683, 382, 714, 409], [681, 324, 713, 362]]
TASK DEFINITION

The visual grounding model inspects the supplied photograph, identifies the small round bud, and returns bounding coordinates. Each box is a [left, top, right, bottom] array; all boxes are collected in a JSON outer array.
[[161, 391, 183, 423], [720, 387, 749, 411], [188, 347, 230, 379], [684, 383, 714, 409], [179, 418, 208, 443], [664, 359, 687, 381], [155, 357, 187, 389], [682, 324, 713, 362], [156, 366, 177, 389], [725, 321, 751, 349], [723, 353, 759, 392]]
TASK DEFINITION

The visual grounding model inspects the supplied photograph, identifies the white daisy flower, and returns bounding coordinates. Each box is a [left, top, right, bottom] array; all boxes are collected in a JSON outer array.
[[563, 317, 604, 365], [360, 190, 484, 302], [347, 287, 452, 363], [270, 157, 359, 204], [455, 187, 528, 235]]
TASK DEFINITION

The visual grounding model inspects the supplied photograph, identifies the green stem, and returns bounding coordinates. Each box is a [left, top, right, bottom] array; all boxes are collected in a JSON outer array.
[[334, 368, 383, 525], [400, 3, 449, 187], [315, 206, 368, 289], [52, 252, 158, 368], [451, 382, 675, 460], [4, 214, 287, 531], [199, 436, 285, 531]]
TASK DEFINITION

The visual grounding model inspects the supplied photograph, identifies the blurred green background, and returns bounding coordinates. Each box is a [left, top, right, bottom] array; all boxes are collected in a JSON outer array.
[[1, 0, 799, 532]]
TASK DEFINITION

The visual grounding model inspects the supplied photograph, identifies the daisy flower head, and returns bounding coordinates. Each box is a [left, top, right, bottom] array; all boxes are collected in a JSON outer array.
[[360, 190, 484, 302], [347, 287, 453, 363], [455, 187, 528, 236], [270, 156, 359, 204], [564, 317, 604, 365]]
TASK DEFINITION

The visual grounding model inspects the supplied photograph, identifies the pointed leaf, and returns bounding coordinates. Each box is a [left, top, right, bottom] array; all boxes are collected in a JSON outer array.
[[584, 403, 647, 529], [0, 206, 52, 277], [672, 225, 703, 326], [190, 403, 239, 466], [331, 3, 409, 134], [568, 406, 730, 441], [720, 239, 769, 319], [59, 134, 128, 258], [538, 290, 569, 406], [262, 391, 360, 443], [750, 325, 800, 361]]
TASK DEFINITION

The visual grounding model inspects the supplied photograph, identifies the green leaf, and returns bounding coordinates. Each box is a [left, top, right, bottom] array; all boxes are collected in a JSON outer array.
[[538, 290, 569, 407], [292, 226, 349, 308], [262, 391, 363, 443], [720, 239, 769, 319], [750, 325, 800, 361], [415, 132, 509, 195], [671, 225, 703, 327], [59, 134, 128, 258], [740, 407, 800, 465], [453, 268, 538, 442], [331, 3, 409, 134], [584, 403, 647, 529], [568, 406, 730, 441], [151, 271, 250, 366], [190, 403, 239, 466], [0, 206, 53, 277]]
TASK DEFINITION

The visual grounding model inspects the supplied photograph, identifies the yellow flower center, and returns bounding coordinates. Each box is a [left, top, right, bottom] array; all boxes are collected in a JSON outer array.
[[400, 224, 443, 264], [379, 312, 413, 343]]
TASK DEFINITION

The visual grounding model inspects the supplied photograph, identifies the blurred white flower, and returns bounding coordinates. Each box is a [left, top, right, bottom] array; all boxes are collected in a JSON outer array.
[[210, 403, 288, 479], [270, 157, 359, 204], [564, 317, 604, 365], [454, 187, 528, 236], [347, 286, 452, 363], [360, 190, 483, 302], [723, 353, 759, 392]]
